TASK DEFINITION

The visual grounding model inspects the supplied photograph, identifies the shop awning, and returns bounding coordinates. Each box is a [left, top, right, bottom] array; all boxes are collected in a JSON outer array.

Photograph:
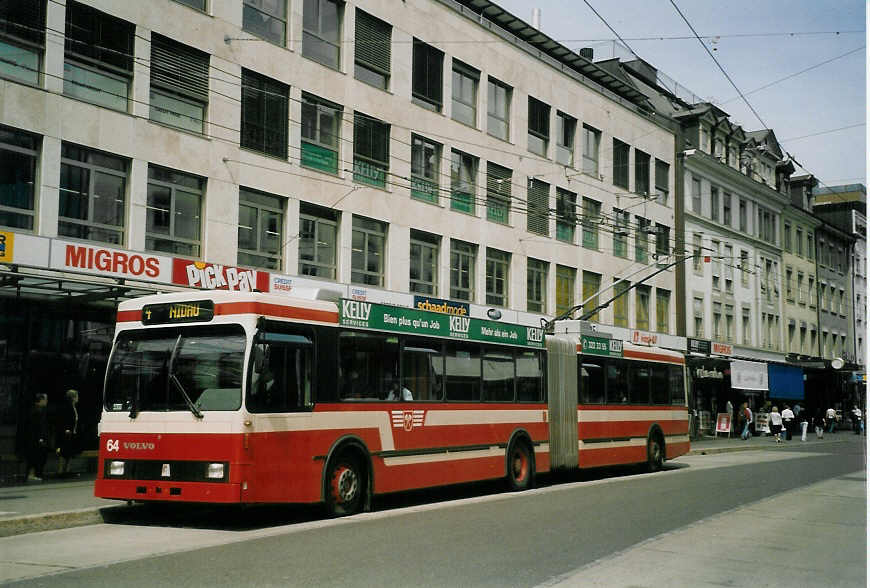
[[730, 359, 768, 391], [768, 364, 804, 400]]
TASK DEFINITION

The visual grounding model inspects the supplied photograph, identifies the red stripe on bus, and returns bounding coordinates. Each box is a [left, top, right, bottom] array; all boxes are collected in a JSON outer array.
[[117, 310, 143, 322], [215, 302, 339, 323], [622, 349, 685, 364]]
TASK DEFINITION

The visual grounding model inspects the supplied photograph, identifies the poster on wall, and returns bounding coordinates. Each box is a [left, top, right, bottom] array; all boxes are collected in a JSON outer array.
[[730, 359, 768, 390]]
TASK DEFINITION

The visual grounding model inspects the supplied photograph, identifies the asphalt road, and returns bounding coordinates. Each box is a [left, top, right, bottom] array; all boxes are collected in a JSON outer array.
[[2, 438, 865, 587]]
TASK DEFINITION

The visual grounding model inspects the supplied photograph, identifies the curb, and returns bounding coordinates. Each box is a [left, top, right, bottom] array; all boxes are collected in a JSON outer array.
[[687, 437, 855, 456], [0, 505, 128, 538]]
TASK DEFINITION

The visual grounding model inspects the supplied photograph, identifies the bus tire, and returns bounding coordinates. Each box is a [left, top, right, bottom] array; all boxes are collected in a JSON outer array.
[[325, 451, 366, 517], [506, 438, 534, 491], [646, 433, 665, 473]]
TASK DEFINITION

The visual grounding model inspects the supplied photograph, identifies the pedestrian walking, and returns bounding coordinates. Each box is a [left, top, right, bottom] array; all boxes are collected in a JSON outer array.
[[769, 406, 783, 443], [825, 407, 837, 434], [726, 400, 734, 433], [55, 389, 80, 476], [740, 403, 753, 440], [851, 406, 862, 435], [781, 405, 795, 440], [800, 416, 808, 441], [25, 393, 50, 483], [814, 409, 825, 439]]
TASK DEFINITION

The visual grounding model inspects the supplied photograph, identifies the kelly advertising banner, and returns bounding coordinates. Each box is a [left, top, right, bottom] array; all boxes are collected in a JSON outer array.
[[339, 299, 544, 349], [172, 259, 270, 292], [580, 335, 623, 358]]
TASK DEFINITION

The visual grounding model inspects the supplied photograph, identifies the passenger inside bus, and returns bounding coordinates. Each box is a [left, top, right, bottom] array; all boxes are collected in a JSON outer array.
[[384, 372, 413, 401]]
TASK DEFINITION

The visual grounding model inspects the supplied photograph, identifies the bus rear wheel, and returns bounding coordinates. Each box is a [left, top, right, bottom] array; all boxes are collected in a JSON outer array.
[[646, 435, 665, 473], [506, 439, 534, 491], [325, 452, 365, 517]]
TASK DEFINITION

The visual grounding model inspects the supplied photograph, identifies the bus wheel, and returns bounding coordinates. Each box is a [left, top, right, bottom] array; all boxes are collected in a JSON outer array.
[[506, 439, 534, 491], [646, 434, 665, 473], [325, 452, 365, 517]]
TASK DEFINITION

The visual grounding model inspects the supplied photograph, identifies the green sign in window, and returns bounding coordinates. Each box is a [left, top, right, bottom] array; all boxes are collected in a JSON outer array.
[[411, 177, 438, 203], [301, 142, 338, 174], [353, 158, 387, 188], [451, 191, 474, 214]]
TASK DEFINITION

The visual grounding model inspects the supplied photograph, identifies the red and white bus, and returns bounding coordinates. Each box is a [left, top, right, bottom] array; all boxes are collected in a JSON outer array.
[[95, 291, 689, 515]]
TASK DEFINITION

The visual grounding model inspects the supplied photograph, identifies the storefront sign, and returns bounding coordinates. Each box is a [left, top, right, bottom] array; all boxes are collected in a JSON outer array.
[[715, 413, 732, 434], [413, 295, 470, 316], [631, 330, 658, 346], [688, 338, 711, 355], [755, 412, 770, 434], [172, 259, 269, 292], [339, 299, 544, 348], [694, 367, 724, 380], [731, 359, 768, 390], [50, 240, 172, 282], [0, 231, 13, 263], [712, 342, 733, 356], [581, 335, 623, 357]]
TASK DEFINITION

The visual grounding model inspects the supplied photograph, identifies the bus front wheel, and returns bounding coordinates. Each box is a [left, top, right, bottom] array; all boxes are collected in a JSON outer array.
[[646, 434, 665, 473], [325, 452, 366, 517]]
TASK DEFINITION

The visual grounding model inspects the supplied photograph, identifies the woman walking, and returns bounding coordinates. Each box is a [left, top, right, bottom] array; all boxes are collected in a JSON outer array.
[[769, 406, 783, 443]]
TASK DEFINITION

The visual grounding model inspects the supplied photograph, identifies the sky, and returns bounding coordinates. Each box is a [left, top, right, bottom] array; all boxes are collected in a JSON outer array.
[[495, 0, 866, 190]]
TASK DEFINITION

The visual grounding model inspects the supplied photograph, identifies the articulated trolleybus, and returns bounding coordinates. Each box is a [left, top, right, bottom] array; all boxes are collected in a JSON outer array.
[[95, 291, 689, 515]]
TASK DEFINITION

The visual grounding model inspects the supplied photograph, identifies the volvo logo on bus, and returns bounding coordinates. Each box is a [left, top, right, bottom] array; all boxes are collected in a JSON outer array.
[[342, 300, 371, 321], [450, 316, 470, 334]]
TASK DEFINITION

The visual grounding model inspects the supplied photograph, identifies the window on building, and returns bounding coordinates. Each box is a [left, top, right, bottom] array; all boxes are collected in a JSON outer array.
[[795, 227, 803, 256], [527, 258, 547, 313], [712, 302, 722, 340], [409, 229, 439, 295], [819, 282, 827, 311], [450, 239, 476, 301], [582, 125, 600, 176], [807, 232, 814, 260], [700, 127, 709, 152], [303, 0, 341, 68], [724, 244, 733, 292], [486, 248, 510, 306], [64, 1, 134, 111], [612, 279, 629, 328], [556, 188, 576, 243], [742, 307, 751, 344], [691, 177, 701, 214], [149, 35, 209, 134], [808, 276, 816, 307], [0, 126, 38, 230], [711, 240, 721, 290], [412, 39, 443, 111], [654, 159, 669, 205], [411, 135, 441, 203], [692, 233, 703, 272], [238, 188, 283, 270], [636, 285, 650, 331], [797, 272, 805, 304], [59, 143, 127, 245], [146, 165, 203, 256], [555, 265, 575, 317], [740, 250, 749, 287], [634, 149, 650, 196], [527, 178, 549, 236], [351, 215, 386, 286], [486, 162, 511, 224], [487, 77, 511, 141], [785, 267, 793, 301], [450, 149, 477, 214], [241, 69, 289, 159], [711, 186, 723, 222], [173, 0, 206, 10], [739, 198, 747, 232], [655, 224, 669, 259], [301, 93, 341, 174], [527, 96, 550, 157], [656, 288, 670, 333], [613, 139, 629, 189], [452, 60, 478, 127], [614, 208, 630, 258], [635, 216, 649, 263], [694, 296, 704, 338], [0, 0, 46, 84], [725, 304, 734, 342], [555, 112, 576, 166], [298, 201, 338, 279], [582, 270, 601, 323], [723, 193, 732, 226], [243, 0, 287, 46], [353, 112, 389, 188], [582, 197, 600, 250], [354, 9, 390, 89], [783, 222, 792, 252]]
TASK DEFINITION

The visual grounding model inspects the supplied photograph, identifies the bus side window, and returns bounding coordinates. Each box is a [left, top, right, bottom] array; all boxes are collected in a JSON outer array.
[[401, 338, 442, 401], [605, 359, 627, 404], [482, 348, 515, 402], [579, 359, 605, 404], [248, 331, 314, 412], [517, 351, 544, 402], [629, 364, 651, 404], [669, 365, 686, 405], [445, 343, 480, 402], [651, 365, 669, 404]]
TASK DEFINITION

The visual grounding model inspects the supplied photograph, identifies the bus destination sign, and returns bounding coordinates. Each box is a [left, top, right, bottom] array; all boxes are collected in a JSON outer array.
[[142, 300, 215, 325], [339, 299, 544, 348]]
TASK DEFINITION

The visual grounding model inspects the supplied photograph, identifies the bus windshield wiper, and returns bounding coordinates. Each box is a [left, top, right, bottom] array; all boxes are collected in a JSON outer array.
[[126, 363, 139, 419], [167, 334, 203, 419]]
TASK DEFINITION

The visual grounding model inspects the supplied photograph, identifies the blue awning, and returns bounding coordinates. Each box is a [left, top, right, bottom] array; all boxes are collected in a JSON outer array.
[[768, 364, 804, 400]]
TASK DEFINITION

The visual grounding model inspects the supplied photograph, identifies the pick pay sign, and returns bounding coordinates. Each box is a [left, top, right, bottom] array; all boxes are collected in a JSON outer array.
[[172, 259, 270, 292]]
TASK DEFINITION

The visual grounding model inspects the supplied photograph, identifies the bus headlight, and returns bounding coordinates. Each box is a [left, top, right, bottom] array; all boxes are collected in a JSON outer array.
[[206, 463, 225, 479], [109, 461, 125, 476]]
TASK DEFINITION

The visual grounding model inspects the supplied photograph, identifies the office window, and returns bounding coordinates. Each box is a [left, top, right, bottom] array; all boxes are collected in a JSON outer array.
[[238, 188, 283, 270], [710, 186, 720, 222], [487, 78, 511, 141], [785, 267, 793, 301], [301, 93, 341, 174], [486, 248, 510, 306], [450, 149, 477, 214], [783, 222, 791, 252], [692, 234, 703, 272], [303, 0, 341, 68], [452, 61, 478, 127], [711, 240, 721, 290], [742, 307, 751, 345], [351, 215, 385, 286], [614, 208, 630, 258], [797, 272, 805, 304], [527, 179, 549, 236], [700, 127, 709, 152], [636, 285, 650, 331], [581, 197, 600, 250], [173, 0, 206, 10], [412, 39, 443, 111], [691, 177, 701, 214], [725, 304, 734, 342], [654, 159, 669, 204], [655, 224, 669, 259], [241, 69, 289, 159], [0, 0, 46, 84], [582, 125, 600, 176], [555, 112, 576, 166], [64, 1, 134, 111], [795, 227, 803, 256], [527, 258, 547, 313], [724, 244, 733, 292], [486, 162, 511, 224], [450, 240, 476, 301], [59, 143, 127, 245], [807, 232, 814, 260], [353, 112, 389, 188], [243, 0, 287, 46], [582, 270, 601, 323], [740, 250, 749, 287], [656, 289, 670, 333], [411, 135, 441, 203], [556, 265, 575, 317], [712, 303, 721, 339], [146, 165, 203, 256], [354, 9, 390, 89], [739, 199, 747, 232], [808, 276, 815, 307], [0, 126, 38, 230], [298, 201, 338, 279], [556, 188, 576, 243], [635, 149, 650, 196], [613, 279, 629, 328], [613, 139, 629, 189], [527, 96, 550, 156], [694, 297, 704, 338], [149, 35, 209, 134], [409, 230, 439, 295], [723, 193, 732, 226], [635, 216, 649, 263]]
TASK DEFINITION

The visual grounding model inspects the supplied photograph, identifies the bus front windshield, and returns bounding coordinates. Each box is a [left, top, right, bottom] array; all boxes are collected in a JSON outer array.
[[104, 326, 247, 414]]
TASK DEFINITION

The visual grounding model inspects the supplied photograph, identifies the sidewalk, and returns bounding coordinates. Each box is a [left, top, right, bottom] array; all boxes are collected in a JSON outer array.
[[0, 432, 862, 538]]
